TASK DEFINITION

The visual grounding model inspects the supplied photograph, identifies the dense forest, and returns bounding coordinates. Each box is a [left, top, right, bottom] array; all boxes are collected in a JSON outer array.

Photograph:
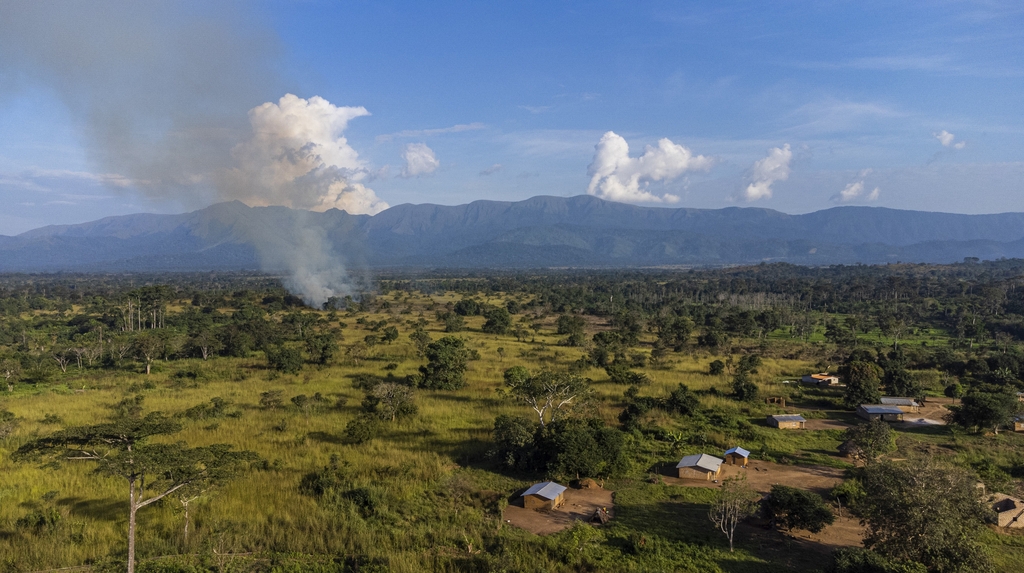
[[1, 261, 1023, 573]]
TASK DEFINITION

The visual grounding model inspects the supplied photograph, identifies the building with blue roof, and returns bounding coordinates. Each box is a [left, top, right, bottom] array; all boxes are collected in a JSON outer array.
[[724, 446, 750, 466]]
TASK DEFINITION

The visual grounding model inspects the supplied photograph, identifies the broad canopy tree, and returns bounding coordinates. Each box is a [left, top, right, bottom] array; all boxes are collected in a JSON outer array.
[[419, 336, 471, 390], [14, 399, 255, 573], [859, 460, 993, 573], [501, 366, 592, 427]]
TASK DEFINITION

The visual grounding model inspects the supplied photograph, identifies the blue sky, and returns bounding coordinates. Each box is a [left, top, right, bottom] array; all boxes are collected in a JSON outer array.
[[1, 0, 1022, 234]]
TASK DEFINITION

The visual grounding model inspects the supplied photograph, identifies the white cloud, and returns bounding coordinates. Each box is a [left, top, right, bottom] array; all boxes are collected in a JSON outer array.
[[738, 144, 791, 201], [376, 122, 485, 142], [934, 129, 967, 149], [479, 163, 503, 176], [221, 94, 389, 215], [830, 180, 880, 203], [586, 131, 712, 203], [401, 143, 439, 177]]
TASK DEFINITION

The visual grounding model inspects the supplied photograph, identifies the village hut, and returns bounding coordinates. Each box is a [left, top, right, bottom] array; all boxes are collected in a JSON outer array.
[[857, 405, 905, 422], [723, 446, 750, 466], [880, 397, 920, 413], [767, 414, 806, 429], [676, 453, 724, 480], [993, 494, 1024, 529], [801, 373, 840, 387], [521, 481, 567, 510], [1014, 416, 1024, 433]]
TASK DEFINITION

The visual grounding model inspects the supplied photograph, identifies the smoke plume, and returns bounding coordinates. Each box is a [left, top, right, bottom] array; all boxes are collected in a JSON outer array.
[[0, 1, 381, 307]]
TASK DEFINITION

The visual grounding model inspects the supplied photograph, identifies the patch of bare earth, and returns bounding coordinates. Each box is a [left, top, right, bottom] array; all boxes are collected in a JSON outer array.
[[663, 460, 845, 495], [503, 487, 614, 536], [804, 418, 853, 431], [897, 399, 950, 426]]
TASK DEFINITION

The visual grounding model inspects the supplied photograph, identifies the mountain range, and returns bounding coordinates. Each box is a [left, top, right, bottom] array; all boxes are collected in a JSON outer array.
[[3, 195, 1024, 271]]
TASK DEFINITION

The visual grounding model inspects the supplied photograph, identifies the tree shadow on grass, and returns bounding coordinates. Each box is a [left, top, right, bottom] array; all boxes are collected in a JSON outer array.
[[614, 499, 830, 573], [306, 430, 345, 444], [428, 393, 475, 403], [897, 423, 950, 437], [57, 496, 123, 521]]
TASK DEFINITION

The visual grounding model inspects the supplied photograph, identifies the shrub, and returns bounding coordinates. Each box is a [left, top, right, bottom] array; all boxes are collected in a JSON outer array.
[[763, 485, 835, 533]]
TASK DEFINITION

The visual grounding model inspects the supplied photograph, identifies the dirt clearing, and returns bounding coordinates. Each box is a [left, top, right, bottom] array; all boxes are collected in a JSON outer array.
[[804, 418, 853, 431], [503, 486, 614, 535], [663, 459, 846, 495]]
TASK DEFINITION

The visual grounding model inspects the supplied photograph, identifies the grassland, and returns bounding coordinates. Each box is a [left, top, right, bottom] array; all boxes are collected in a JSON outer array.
[[1, 290, 1022, 572]]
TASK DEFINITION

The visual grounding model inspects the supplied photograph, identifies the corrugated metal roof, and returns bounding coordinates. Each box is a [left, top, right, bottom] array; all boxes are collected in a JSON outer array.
[[859, 405, 905, 415], [724, 446, 750, 458], [522, 481, 567, 500], [676, 453, 724, 472], [769, 414, 806, 422], [880, 397, 919, 407]]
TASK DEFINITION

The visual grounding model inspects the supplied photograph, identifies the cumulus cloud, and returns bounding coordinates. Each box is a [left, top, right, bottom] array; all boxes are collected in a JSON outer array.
[[831, 180, 880, 203], [738, 144, 792, 201], [479, 163, 503, 176], [934, 130, 967, 149], [401, 143, 440, 177], [586, 131, 712, 203], [221, 94, 389, 215]]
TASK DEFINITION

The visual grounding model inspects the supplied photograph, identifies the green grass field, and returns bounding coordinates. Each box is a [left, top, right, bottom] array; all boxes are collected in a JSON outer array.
[[1, 291, 1021, 572]]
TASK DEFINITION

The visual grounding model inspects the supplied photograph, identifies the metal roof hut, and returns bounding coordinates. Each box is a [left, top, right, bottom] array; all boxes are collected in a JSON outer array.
[[857, 405, 905, 422], [676, 453, 724, 480], [767, 414, 806, 429], [1014, 416, 1024, 433], [521, 481, 567, 510], [723, 446, 750, 466]]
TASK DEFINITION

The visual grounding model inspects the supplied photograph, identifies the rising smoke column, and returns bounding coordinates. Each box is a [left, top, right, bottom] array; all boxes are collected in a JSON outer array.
[[219, 94, 389, 307], [0, 2, 385, 307]]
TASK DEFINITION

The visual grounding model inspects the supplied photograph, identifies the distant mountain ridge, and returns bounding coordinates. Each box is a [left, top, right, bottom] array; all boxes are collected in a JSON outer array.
[[4, 195, 1024, 271]]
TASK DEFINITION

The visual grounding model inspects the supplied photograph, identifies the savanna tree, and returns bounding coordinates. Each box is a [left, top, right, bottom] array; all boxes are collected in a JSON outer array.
[[501, 366, 591, 427], [14, 399, 255, 573]]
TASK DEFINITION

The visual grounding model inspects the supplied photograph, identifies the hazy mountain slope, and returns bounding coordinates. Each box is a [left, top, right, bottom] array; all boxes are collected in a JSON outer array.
[[3, 195, 1024, 271]]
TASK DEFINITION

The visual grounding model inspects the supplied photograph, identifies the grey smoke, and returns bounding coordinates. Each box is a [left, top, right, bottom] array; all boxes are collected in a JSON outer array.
[[0, 1, 371, 307]]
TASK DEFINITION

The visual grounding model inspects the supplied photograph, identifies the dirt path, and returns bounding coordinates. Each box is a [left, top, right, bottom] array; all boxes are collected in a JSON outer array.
[[664, 459, 846, 495], [503, 487, 614, 535]]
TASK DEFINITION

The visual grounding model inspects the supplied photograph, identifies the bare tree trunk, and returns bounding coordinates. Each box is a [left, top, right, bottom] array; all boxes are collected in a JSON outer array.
[[128, 478, 138, 573], [183, 500, 191, 545]]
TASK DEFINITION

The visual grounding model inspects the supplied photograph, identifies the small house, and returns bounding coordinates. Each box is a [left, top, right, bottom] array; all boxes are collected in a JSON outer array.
[[801, 373, 840, 387], [767, 414, 806, 429], [993, 494, 1024, 529], [521, 481, 567, 510], [880, 397, 920, 413], [723, 446, 750, 466], [676, 453, 724, 480], [857, 405, 905, 422], [1014, 416, 1024, 433], [1017, 391, 1024, 403]]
